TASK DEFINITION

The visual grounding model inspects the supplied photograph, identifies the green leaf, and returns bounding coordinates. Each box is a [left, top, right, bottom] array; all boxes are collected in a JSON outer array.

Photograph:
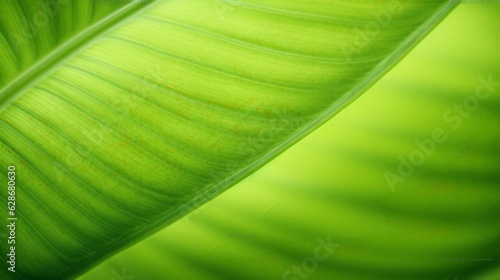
[[80, 4, 500, 280], [0, 0, 459, 279]]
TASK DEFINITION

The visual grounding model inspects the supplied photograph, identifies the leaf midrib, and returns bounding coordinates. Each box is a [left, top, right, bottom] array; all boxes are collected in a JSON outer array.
[[0, 0, 156, 113]]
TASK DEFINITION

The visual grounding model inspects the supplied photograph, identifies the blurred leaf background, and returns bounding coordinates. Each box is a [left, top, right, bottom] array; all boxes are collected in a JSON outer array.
[[79, 3, 500, 280]]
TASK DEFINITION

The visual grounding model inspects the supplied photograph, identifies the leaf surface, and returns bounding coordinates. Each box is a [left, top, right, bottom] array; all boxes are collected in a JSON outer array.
[[0, 0, 458, 278]]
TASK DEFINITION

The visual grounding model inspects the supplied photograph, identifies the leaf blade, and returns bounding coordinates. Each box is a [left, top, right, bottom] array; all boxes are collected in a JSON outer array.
[[0, 1, 458, 278]]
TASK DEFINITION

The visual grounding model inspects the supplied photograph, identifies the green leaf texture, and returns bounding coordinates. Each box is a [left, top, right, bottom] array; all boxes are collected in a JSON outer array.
[[0, 0, 458, 279], [79, 4, 500, 280]]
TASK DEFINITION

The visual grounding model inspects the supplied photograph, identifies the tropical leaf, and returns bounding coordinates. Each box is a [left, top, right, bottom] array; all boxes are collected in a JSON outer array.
[[0, 0, 461, 279], [81, 4, 500, 280]]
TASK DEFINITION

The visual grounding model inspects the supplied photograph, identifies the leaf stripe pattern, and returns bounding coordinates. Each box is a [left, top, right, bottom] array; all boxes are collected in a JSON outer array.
[[0, 0, 457, 278]]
